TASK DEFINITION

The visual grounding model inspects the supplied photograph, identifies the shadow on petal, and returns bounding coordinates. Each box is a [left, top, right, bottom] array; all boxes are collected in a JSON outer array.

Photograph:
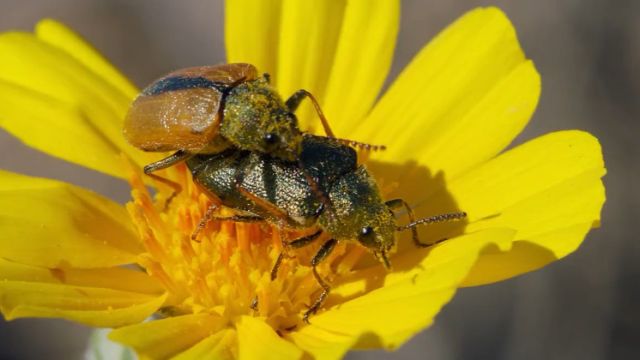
[[355, 159, 469, 268], [316, 158, 471, 309], [461, 240, 557, 287], [302, 229, 516, 351]]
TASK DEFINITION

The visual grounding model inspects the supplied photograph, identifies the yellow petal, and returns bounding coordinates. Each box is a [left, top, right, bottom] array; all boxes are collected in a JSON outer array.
[[462, 224, 594, 286], [35, 19, 138, 100], [360, 7, 538, 180], [0, 170, 142, 268], [274, 0, 347, 126], [0, 26, 151, 177], [288, 325, 357, 360], [0, 258, 166, 327], [0, 257, 162, 293], [420, 130, 605, 286], [225, 0, 283, 77], [0, 80, 128, 178], [321, 0, 399, 135], [109, 313, 226, 360], [236, 316, 303, 360], [173, 330, 236, 360], [226, 0, 399, 134], [293, 229, 515, 353]]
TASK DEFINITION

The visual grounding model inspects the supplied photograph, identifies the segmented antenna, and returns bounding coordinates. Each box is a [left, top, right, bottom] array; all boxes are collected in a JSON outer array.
[[330, 137, 387, 152], [396, 212, 467, 231]]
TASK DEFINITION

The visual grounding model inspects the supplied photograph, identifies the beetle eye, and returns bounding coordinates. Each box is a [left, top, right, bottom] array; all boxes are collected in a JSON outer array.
[[361, 226, 373, 236], [263, 133, 279, 148], [359, 226, 376, 246]]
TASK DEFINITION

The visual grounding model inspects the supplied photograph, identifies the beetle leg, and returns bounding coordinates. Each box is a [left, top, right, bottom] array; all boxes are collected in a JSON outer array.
[[210, 215, 264, 223], [191, 203, 219, 241], [143, 150, 192, 174], [271, 229, 323, 281], [285, 90, 335, 137], [384, 198, 405, 210], [287, 90, 387, 153], [303, 238, 338, 324], [288, 229, 324, 249], [253, 225, 320, 312], [385, 198, 423, 246], [142, 151, 193, 209], [145, 173, 182, 210]]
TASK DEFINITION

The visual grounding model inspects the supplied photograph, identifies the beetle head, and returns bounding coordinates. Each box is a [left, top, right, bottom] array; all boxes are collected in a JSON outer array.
[[356, 218, 396, 270], [322, 167, 397, 269]]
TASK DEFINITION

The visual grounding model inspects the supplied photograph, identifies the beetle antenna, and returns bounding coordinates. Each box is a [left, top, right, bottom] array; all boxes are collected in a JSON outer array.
[[329, 137, 387, 152], [396, 212, 467, 231], [303, 133, 386, 152]]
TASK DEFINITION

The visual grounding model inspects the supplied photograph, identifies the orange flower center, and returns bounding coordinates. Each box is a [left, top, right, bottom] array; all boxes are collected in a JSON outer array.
[[125, 160, 364, 331]]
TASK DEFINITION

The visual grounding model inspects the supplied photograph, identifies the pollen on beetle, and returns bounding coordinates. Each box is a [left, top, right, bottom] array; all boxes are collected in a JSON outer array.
[[124, 159, 357, 331]]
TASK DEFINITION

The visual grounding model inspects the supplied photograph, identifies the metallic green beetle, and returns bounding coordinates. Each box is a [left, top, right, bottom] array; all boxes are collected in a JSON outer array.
[[187, 135, 466, 322]]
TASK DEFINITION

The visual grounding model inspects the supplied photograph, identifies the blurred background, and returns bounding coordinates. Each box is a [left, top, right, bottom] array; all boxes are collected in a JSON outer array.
[[0, 0, 637, 359]]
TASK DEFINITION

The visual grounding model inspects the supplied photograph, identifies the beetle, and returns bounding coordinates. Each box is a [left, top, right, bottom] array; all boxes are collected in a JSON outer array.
[[186, 135, 466, 322], [123, 63, 338, 175]]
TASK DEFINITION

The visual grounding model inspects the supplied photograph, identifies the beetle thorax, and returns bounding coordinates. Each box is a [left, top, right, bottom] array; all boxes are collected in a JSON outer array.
[[220, 79, 301, 160]]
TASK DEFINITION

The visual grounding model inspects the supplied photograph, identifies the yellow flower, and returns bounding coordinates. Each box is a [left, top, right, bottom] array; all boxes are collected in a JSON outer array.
[[0, 2, 605, 360]]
